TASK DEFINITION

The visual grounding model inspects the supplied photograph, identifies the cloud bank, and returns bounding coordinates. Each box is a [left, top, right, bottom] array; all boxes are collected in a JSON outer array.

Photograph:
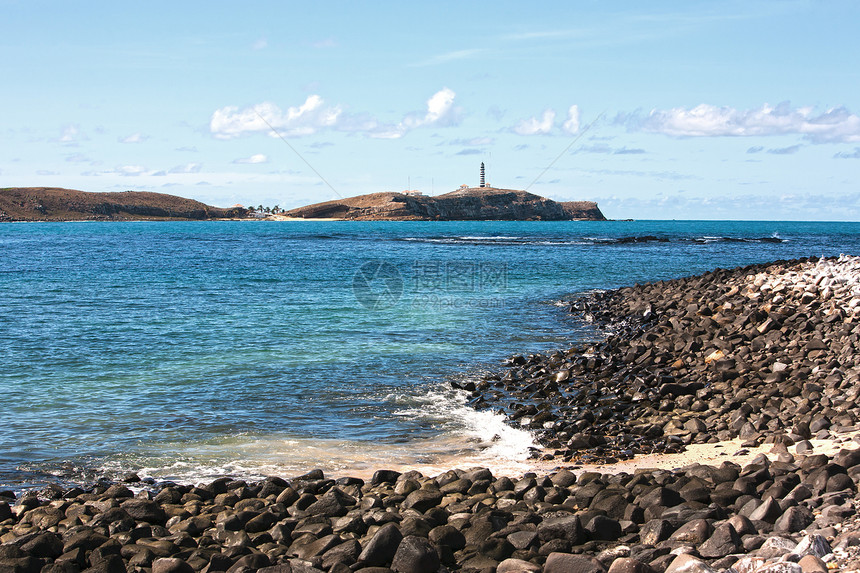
[[835, 148, 860, 159], [637, 102, 860, 143], [514, 109, 555, 135], [210, 89, 459, 140], [210, 96, 342, 140], [119, 133, 148, 144], [512, 105, 581, 136], [233, 154, 268, 164], [370, 88, 460, 139]]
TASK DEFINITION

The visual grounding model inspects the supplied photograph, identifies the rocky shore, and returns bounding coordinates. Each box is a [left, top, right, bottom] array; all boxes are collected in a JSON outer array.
[[462, 255, 860, 465], [3, 256, 860, 573]]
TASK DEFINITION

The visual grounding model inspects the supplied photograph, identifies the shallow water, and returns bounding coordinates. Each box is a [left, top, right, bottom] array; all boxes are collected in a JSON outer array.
[[1, 220, 859, 490]]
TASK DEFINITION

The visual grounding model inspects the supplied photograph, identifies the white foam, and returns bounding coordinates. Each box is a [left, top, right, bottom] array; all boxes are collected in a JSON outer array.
[[86, 383, 542, 485], [391, 384, 540, 474]]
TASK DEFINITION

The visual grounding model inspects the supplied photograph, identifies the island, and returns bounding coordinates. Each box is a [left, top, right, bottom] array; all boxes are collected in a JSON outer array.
[[284, 186, 606, 221], [0, 187, 246, 222], [0, 186, 606, 222]]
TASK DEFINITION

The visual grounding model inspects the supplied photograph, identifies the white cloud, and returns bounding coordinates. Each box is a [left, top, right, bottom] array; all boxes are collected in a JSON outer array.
[[119, 133, 148, 144], [252, 38, 267, 50], [169, 162, 202, 174], [767, 144, 802, 155], [103, 165, 147, 177], [835, 147, 860, 159], [639, 102, 860, 143], [83, 165, 149, 177], [58, 124, 83, 145], [233, 154, 268, 164], [576, 143, 612, 154], [211, 89, 459, 141], [65, 153, 91, 163], [449, 136, 495, 146], [372, 88, 460, 139], [412, 49, 486, 67], [513, 109, 555, 135], [563, 105, 580, 134], [419, 88, 457, 127], [210, 95, 342, 139]]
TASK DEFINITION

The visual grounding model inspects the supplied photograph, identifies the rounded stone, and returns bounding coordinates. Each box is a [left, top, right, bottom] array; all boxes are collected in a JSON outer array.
[[390, 536, 440, 573], [152, 558, 195, 573]]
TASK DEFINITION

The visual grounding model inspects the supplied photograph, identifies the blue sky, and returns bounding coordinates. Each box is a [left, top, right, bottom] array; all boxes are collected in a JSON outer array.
[[2, 1, 859, 220]]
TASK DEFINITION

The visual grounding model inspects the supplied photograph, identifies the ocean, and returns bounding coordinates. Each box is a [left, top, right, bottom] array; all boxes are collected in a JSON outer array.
[[2, 220, 859, 492]]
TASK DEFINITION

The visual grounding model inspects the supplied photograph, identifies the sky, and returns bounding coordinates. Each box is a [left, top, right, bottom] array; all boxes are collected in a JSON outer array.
[[2, 1, 859, 220]]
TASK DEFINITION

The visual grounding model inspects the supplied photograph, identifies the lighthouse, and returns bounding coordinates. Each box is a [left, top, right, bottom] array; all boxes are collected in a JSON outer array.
[[480, 162, 486, 188]]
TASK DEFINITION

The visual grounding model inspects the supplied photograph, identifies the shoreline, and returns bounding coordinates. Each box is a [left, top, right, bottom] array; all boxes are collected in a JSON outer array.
[[4, 255, 860, 572], [477, 256, 860, 461]]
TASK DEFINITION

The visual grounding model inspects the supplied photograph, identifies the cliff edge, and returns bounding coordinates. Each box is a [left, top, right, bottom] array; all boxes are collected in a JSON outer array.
[[0, 188, 245, 222], [284, 187, 606, 221]]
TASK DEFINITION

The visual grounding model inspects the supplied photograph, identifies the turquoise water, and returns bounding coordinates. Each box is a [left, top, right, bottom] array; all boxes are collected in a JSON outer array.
[[1, 220, 859, 489]]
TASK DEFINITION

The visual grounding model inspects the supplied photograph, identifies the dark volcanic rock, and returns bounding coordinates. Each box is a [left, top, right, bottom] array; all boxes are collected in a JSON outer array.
[[402, 488, 443, 512], [545, 552, 608, 573], [357, 522, 403, 567], [698, 523, 742, 558], [152, 557, 195, 573], [121, 498, 167, 524], [585, 515, 623, 541], [20, 532, 64, 559], [539, 515, 587, 545], [390, 535, 440, 573]]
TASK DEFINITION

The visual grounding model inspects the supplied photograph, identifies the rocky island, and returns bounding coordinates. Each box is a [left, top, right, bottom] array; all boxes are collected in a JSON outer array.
[[0, 188, 245, 222], [1, 186, 605, 223], [283, 187, 606, 221]]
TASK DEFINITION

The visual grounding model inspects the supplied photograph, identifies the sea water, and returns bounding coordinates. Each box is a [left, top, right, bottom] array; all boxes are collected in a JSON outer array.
[[1, 220, 859, 491]]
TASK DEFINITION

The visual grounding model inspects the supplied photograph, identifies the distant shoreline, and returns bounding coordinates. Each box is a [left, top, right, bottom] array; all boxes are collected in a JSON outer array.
[[1, 186, 608, 222]]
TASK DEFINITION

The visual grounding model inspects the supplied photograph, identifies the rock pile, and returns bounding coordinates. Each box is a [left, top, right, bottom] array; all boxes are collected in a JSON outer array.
[[459, 255, 860, 465], [3, 451, 860, 573]]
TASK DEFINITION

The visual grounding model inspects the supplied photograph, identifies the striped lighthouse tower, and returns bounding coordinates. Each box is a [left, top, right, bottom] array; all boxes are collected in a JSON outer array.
[[480, 162, 485, 188]]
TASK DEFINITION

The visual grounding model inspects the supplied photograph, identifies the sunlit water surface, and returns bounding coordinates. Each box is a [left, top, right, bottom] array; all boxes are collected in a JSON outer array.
[[2, 220, 858, 490]]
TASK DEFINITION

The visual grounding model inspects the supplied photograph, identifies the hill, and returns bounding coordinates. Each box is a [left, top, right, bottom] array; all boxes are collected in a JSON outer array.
[[283, 187, 606, 221], [0, 188, 245, 222]]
